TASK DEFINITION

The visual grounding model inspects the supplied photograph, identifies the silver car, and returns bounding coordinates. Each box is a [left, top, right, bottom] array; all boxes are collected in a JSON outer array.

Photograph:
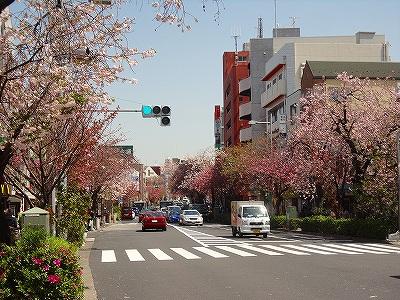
[[180, 210, 203, 226]]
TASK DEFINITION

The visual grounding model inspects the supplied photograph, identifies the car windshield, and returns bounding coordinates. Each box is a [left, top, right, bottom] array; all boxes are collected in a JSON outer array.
[[242, 206, 268, 218], [168, 206, 181, 213], [183, 210, 200, 216]]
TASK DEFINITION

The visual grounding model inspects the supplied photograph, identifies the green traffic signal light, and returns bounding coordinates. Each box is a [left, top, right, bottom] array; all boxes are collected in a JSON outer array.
[[141, 105, 153, 118]]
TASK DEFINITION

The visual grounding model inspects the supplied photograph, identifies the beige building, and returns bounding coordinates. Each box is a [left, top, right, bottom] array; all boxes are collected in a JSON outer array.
[[254, 31, 390, 141]]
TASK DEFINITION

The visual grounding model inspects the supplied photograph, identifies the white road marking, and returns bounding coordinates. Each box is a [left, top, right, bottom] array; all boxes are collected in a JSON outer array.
[[148, 249, 173, 261], [303, 244, 362, 255], [125, 249, 145, 262], [238, 244, 284, 256], [193, 247, 229, 258], [348, 244, 400, 253], [216, 246, 257, 257], [170, 225, 207, 247], [260, 245, 310, 255], [364, 244, 400, 251], [283, 244, 336, 255], [322, 244, 388, 254], [170, 248, 201, 260], [101, 250, 117, 262], [86, 237, 95, 242]]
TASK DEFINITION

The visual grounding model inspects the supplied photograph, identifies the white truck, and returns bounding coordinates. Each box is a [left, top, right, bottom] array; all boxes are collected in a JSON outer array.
[[231, 201, 270, 238]]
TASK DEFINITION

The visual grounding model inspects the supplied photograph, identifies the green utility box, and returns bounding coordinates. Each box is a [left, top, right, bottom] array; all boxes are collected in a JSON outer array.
[[286, 206, 298, 219], [21, 207, 50, 233]]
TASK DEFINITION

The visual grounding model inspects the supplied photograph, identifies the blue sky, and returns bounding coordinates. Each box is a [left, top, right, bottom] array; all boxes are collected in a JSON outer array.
[[108, 0, 400, 166]]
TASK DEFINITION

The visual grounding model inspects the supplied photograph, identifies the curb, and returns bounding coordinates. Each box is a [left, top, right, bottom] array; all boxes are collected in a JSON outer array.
[[79, 237, 97, 300]]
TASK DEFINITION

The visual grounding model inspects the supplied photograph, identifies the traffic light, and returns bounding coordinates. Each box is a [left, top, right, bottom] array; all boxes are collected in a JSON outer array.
[[160, 105, 171, 126], [141, 105, 153, 118]]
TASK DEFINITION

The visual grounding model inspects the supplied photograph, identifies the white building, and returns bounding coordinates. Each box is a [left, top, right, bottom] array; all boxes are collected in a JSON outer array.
[[239, 30, 390, 142]]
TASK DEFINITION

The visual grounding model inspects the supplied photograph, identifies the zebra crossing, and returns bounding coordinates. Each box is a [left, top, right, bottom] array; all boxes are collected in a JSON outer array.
[[99, 243, 400, 263], [170, 224, 243, 246]]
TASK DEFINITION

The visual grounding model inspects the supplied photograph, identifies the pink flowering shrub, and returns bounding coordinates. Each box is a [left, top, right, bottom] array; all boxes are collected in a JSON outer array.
[[0, 227, 84, 299]]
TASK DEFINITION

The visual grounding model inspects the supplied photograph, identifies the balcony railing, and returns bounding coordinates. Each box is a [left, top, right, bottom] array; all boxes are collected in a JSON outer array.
[[261, 78, 286, 108], [239, 101, 251, 120], [239, 77, 251, 96]]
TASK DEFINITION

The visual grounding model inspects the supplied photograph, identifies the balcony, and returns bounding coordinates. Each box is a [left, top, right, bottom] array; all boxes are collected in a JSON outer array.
[[239, 126, 252, 143], [261, 78, 286, 108], [239, 101, 251, 120], [239, 77, 251, 96]]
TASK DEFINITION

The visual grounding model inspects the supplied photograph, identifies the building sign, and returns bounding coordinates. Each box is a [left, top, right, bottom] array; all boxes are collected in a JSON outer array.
[[0, 183, 12, 196], [214, 105, 223, 149], [115, 145, 134, 156]]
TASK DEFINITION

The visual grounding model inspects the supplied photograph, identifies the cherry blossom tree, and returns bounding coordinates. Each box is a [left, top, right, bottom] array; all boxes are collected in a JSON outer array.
[[5, 104, 116, 208], [288, 74, 400, 217]]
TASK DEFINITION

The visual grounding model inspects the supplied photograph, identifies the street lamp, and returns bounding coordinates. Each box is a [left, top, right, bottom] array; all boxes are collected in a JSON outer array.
[[248, 120, 272, 147]]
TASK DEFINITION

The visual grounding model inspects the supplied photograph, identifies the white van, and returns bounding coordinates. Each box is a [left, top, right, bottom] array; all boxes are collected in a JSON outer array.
[[231, 201, 270, 238]]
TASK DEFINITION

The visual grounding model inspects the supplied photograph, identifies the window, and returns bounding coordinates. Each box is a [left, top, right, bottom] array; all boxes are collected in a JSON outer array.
[[273, 78, 277, 85], [227, 119, 231, 129], [271, 110, 277, 123], [278, 73, 282, 80], [238, 56, 247, 61], [225, 84, 231, 99], [226, 102, 231, 113], [147, 170, 151, 176], [267, 83, 271, 90]]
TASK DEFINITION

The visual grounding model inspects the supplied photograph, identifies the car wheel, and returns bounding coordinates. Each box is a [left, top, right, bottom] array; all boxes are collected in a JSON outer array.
[[142, 226, 146, 232], [237, 228, 243, 238], [263, 233, 268, 238], [163, 227, 167, 231]]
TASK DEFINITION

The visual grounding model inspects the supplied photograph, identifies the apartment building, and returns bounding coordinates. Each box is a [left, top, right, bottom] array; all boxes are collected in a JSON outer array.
[[259, 31, 389, 139], [223, 51, 249, 147]]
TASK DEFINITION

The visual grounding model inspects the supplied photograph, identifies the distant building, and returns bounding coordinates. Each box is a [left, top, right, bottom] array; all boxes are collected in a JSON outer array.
[[222, 50, 250, 147]]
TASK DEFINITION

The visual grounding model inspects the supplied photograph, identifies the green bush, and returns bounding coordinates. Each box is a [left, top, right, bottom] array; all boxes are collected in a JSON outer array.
[[270, 215, 286, 229], [289, 218, 302, 230], [0, 227, 84, 300], [297, 215, 392, 240]]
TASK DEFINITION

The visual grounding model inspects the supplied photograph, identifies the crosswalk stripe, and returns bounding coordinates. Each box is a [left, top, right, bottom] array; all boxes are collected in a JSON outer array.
[[125, 249, 145, 262], [238, 244, 284, 256], [303, 244, 362, 254], [193, 247, 229, 258], [216, 246, 257, 257], [283, 245, 337, 255], [170, 248, 201, 259], [101, 250, 116, 262], [322, 244, 388, 254], [364, 243, 400, 251], [148, 249, 173, 261], [260, 245, 310, 255], [345, 244, 400, 253]]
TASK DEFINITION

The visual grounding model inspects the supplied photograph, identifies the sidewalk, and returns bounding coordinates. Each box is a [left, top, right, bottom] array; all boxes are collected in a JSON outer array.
[[79, 235, 97, 300]]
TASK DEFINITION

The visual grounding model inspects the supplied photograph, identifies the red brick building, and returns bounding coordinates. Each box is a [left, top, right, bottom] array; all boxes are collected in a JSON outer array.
[[223, 51, 249, 147]]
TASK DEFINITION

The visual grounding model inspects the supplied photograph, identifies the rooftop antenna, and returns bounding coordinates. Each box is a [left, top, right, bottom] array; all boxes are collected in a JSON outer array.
[[289, 16, 298, 27], [231, 26, 241, 65], [257, 17, 263, 38], [273, 0, 277, 37]]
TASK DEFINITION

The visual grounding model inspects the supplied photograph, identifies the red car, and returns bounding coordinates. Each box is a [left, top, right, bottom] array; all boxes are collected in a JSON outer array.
[[121, 207, 133, 220], [141, 211, 167, 231]]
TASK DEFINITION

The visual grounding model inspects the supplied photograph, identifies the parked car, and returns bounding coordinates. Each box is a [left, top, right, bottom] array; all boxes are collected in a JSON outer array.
[[121, 207, 133, 220], [180, 210, 203, 226], [189, 203, 211, 221], [141, 211, 167, 231]]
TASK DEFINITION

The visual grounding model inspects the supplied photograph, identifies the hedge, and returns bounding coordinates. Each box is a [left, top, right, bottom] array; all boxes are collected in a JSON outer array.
[[270, 215, 395, 240]]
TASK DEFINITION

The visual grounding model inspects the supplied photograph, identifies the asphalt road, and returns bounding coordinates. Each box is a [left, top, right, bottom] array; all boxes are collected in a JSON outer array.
[[88, 220, 400, 300]]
